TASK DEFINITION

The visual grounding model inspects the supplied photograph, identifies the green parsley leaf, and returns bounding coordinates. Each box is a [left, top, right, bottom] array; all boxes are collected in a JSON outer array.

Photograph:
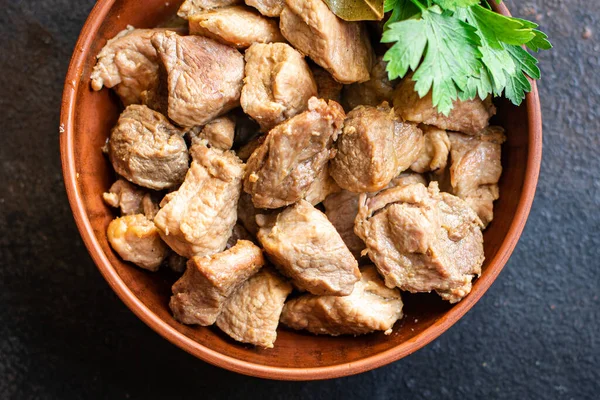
[[455, 6, 516, 93], [383, 5, 483, 114], [477, 45, 514, 93], [381, 0, 551, 112], [384, 0, 401, 12], [412, 9, 483, 115], [461, 5, 535, 48], [527, 29, 553, 51], [383, 0, 420, 29], [502, 43, 540, 105], [460, 67, 493, 100], [381, 19, 427, 79], [432, 0, 479, 11], [504, 17, 552, 51]]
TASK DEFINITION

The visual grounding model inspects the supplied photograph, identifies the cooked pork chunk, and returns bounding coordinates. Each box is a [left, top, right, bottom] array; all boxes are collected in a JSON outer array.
[[303, 164, 340, 206], [159, 191, 177, 208], [410, 126, 451, 174], [154, 143, 244, 258], [103, 179, 146, 216], [389, 171, 428, 188], [280, 266, 403, 336], [245, 0, 283, 17], [330, 103, 424, 193], [107, 214, 169, 271], [108, 105, 189, 190], [141, 193, 160, 220], [355, 182, 484, 303], [237, 192, 260, 236], [241, 43, 317, 132], [311, 66, 343, 102], [389, 125, 425, 176], [152, 31, 244, 127], [189, 6, 284, 49], [226, 223, 254, 248], [323, 190, 364, 259], [257, 200, 360, 295], [343, 56, 396, 111], [244, 97, 345, 209], [189, 115, 235, 150], [448, 127, 506, 227], [393, 78, 496, 135], [216, 267, 292, 348], [91, 26, 166, 107], [235, 134, 264, 162], [279, 0, 373, 84], [321, 172, 425, 261], [170, 240, 264, 325], [178, 0, 242, 19]]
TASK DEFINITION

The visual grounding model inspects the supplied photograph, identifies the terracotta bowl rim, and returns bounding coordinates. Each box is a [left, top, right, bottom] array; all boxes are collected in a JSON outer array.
[[59, 0, 542, 381]]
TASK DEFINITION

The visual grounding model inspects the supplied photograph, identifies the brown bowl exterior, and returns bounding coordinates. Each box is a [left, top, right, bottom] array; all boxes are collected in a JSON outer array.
[[60, 0, 542, 380]]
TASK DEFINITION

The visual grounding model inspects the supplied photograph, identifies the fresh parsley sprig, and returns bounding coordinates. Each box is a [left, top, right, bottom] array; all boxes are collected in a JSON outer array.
[[382, 0, 551, 115]]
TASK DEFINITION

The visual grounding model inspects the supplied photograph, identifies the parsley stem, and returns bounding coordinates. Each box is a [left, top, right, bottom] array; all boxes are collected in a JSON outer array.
[[409, 0, 427, 12]]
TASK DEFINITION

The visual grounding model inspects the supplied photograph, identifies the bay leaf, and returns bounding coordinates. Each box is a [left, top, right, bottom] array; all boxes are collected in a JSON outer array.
[[324, 0, 385, 21]]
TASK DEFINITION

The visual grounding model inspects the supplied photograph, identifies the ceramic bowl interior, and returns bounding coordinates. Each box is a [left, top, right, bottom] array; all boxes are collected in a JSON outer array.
[[60, 0, 542, 380]]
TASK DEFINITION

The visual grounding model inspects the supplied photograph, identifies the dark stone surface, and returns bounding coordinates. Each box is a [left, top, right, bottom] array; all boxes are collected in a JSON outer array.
[[1, 0, 598, 398]]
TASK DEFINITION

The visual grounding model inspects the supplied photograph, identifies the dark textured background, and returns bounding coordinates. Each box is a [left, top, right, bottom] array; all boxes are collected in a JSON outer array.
[[1, 0, 598, 398]]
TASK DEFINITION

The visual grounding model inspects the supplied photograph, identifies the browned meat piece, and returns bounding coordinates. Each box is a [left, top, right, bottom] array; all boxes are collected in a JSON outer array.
[[279, 0, 373, 84], [91, 27, 167, 107], [355, 182, 484, 303], [393, 78, 496, 135], [152, 31, 244, 127], [448, 127, 506, 227], [343, 56, 396, 111], [330, 103, 424, 193], [389, 124, 424, 178], [321, 171, 428, 261], [244, 97, 345, 209], [237, 192, 260, 236], [280, 266, 403, 336], [188, 115, 235, 150], [245, 0, 283, 17], [322, 190, 364, 259], [141, 193, 160, 220], [108, 105, 189, 190], [170, 240, 264, 325], [389, 171, 427, 188], [159, 191, 177, 208], [165, 252, 188, 273], [410, 126, 451, 174], [216, 267, 292, 348], [103, 179, 146, 216], [107, 214, 169, 271], [189, 6, 284, 49], [235, 135, 264, 162], [311, 66, 343, 102], [226, 223, 254, 248], [257, 200, 360, 295], [154, 143, 244, 258], [241, 43, 317, 132], [303, 164, 340, 206], [178, 0, 242, 19]]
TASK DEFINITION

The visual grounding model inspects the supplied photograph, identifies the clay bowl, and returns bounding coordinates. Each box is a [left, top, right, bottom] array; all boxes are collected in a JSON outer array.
[[60, 0, 542, 380]]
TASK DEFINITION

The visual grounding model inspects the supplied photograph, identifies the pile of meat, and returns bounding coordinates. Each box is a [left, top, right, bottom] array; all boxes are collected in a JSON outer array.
[[94, 0, 505, 349]]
